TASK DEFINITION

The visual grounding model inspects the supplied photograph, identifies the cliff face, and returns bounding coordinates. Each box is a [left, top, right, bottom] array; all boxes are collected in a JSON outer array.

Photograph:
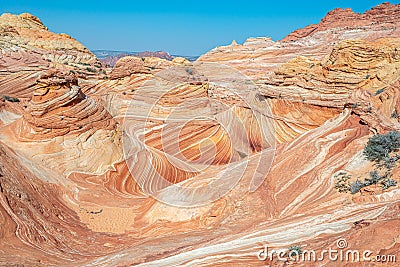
[[1, 4, 400, 267]]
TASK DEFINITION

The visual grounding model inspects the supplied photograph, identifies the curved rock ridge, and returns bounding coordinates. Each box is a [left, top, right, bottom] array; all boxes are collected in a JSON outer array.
[[261, 38, 400, 103], [14, 71, 116, 141], [259, 38, 400, 133], [120, 70, 275, 195], [80, 56, 190, 119], [110, 55, 189, 79]]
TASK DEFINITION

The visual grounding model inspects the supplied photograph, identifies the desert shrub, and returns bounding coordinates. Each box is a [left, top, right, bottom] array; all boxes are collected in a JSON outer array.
[[338, 131, 400, 194], [391, 110, 398, 119], [382, 178, 397, 190], [381, 155, 400, 169], [363, 131, 400, 163], [375, 88, 385, 95], [186, 68, 193, 75], [85, 67, 97, 73], [349, 180, 364, 194], [334, 172, 351, 193], [288, 245, 303, 258], [2, 95, 20, 102], [364, 170, 385, 186]]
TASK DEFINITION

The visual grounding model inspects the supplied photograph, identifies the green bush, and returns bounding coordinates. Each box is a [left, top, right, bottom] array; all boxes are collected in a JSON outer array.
[[381, 155, 400, 169], [2, 95, 20, 102], [334, 172, 351, 193], [349, 180, 364, 194], [382, 178, 397, 190], [363, 131, 400, 163], [375, 88, 385, 95], [364, 170, 385, 186], [288, 245, 303, 258], [186, 68, 193, 75], [85, 67, 97, 73], [335, 132, 400, 195]]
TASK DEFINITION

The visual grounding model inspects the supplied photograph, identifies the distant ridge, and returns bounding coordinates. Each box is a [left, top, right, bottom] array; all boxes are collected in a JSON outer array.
[[93, 50, 198, 66]]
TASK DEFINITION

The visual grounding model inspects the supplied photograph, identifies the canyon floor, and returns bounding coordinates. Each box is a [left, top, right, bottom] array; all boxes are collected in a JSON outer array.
[[1, 3, 400, 267]]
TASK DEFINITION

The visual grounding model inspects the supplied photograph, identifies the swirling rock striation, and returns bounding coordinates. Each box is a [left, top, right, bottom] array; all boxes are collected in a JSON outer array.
[[14, 71, 116, 141], [1, 4, 400, 267]]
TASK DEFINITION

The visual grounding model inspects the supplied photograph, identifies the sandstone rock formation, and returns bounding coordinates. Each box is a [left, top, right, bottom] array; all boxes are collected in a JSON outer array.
[[199, 3, 400, 79], [0, 13, 105, 99], [15, 71, 116, 140], [1, 3, 400, 267]]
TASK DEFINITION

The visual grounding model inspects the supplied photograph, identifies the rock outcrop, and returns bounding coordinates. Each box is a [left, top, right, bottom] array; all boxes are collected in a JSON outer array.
[[0, 13, 105, 98], [198, 3, 400, 79], [14, 71, 115, 140]]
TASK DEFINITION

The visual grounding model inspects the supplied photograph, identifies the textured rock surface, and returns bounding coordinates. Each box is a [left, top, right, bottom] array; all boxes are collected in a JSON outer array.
[[14, 71, 116, 140], [283, 2, 400, 42], [0, 13, 105, 99], [1, 3, 400, 267], [198, 3, 400, 79]]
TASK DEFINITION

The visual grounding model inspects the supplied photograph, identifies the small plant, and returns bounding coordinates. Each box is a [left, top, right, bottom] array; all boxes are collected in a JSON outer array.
[[366, 74, 371, 79], [382, 178, 397, 190], [349, 180, 364, 194], [363, 131, 400, 163], [380, 155, 400, 169], [375, 88, 385, 95], [186, 68, 193, 75], [351, 102, 359, 109], [391, 110, 398, 119], [364, 170, 385, 186], [288, 245, 303, 258], [338, 131, 400, 195], [2, 95, 20, 102], [85, 67, 97, 73], [335, 172, 351, 193]]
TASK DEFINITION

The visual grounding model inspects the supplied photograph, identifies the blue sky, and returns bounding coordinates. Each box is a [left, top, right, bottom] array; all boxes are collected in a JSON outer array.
[[1, 0, 398, 55]]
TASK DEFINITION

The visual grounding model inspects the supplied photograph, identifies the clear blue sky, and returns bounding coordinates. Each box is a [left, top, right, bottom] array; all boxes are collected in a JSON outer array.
[[1, 0, 398, 56]]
